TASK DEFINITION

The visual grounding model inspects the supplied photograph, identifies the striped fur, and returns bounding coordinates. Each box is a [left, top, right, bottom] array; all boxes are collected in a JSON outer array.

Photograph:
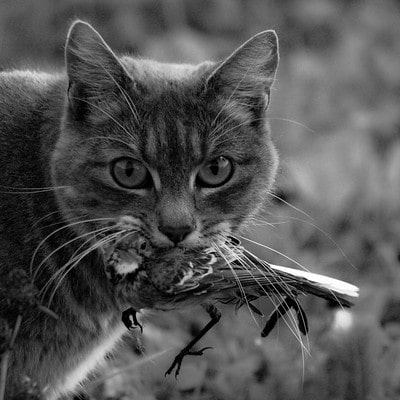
[[0, 20, 279, 398]]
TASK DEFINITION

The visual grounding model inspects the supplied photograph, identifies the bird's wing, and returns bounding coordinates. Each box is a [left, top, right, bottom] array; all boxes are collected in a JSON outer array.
[[172, 248, 358, 308], [209, 250, 359, 307]]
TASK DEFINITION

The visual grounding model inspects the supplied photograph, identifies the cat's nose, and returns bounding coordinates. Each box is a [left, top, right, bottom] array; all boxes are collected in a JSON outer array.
[[159, 224, 194, 244]]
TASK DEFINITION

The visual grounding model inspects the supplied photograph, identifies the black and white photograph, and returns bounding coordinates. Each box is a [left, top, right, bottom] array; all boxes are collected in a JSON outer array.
[[0, 1, 399, 399]]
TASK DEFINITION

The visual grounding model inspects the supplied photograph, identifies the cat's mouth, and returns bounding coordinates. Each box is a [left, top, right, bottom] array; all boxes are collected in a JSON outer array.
[[99, 229, 193, 284], [98, 218, 236, 290], [101, 232, 212, 285]]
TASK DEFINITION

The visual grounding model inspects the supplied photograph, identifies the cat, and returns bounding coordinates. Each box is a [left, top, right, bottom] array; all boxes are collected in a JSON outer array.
[[0, 20, 279, 399]]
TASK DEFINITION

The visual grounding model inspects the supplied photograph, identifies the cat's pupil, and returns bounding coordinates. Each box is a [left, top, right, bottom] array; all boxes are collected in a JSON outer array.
[[210, 165, 219, 176], [196, 156, 233, 188], [111, 158, 150, 189], [125, 161, 134, 177]]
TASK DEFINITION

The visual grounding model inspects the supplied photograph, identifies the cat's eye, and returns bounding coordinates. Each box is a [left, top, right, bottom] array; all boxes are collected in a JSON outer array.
[[197, 156, 233, 188], [111, 158, 151, 189]]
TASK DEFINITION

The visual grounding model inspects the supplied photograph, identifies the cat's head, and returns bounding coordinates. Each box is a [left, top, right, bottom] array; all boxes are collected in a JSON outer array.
[[52, 21, 279, 252]]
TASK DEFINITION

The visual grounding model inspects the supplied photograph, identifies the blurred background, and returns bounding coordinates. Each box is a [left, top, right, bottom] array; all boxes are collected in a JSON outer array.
[[1, 0, 400, 398]]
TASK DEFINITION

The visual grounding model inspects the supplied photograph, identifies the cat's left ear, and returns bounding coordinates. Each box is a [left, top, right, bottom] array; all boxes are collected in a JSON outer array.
[[65, 21, 132, 119], [205, 30, 279, 111]]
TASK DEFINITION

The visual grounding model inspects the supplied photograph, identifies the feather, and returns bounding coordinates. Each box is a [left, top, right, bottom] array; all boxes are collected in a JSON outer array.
[[152, 241, 359, 308], [268, 263, 359, 298], [108, 235, 359, 309], [240, 249, 359, 305]]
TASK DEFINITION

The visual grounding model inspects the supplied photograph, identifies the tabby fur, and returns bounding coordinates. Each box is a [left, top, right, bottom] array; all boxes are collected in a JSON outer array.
[[0, 21, 279, 399]]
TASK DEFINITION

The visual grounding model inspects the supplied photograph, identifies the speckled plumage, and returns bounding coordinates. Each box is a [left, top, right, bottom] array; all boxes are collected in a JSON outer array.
[[108, 237, 358, 313], [106, 235, 358, 376]]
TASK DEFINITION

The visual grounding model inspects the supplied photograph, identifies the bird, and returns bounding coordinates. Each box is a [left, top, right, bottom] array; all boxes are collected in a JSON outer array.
[[106, 235, 359, 377]]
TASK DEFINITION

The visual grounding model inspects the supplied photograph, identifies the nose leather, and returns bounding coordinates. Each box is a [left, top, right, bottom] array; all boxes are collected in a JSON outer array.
[[159, 225, 194, 244]]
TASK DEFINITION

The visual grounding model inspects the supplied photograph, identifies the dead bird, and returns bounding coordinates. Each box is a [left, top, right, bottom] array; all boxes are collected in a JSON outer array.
[[104, 235, 359, 377]]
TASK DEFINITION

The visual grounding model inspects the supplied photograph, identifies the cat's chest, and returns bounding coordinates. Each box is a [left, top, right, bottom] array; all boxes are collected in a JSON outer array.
[[47, 320, 128, 400]]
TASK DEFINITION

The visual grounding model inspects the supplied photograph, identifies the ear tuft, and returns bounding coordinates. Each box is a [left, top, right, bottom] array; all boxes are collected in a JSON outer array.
[[206, 30, 279, 111], [65, 20, 130, 92], [64, 21, 132, 122]]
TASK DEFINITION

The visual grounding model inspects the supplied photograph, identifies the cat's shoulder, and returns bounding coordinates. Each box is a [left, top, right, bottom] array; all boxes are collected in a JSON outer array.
[[0, 69, 65, 124], [0, 69, 64, 98]]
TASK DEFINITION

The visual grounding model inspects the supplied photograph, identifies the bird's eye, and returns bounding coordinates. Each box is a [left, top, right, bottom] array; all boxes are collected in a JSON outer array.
[[111, 158, 151, 189], [197, 156, 233, 188]]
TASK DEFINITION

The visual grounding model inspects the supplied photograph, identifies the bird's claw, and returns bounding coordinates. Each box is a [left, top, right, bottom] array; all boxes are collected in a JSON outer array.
[[121, 307, 143, 333], [165, 346, 213, 378]]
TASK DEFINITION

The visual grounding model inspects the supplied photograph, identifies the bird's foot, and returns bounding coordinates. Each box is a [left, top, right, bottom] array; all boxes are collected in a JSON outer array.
[[165, 346, 213, 378], [121, 307, 143, 333]]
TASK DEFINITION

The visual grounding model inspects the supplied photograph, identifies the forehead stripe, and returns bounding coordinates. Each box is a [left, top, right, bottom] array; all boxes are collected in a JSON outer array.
[[145, 126, 158, 158], [175, 119, 187, 153]]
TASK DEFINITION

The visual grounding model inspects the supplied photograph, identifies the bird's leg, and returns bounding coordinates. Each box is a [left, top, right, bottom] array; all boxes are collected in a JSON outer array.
[[165, 303, 221, 378], [261, 296, 292, 337], [290, 298, 309, 335], [261, 295, 310, 337], [121, 307, 143, 333]]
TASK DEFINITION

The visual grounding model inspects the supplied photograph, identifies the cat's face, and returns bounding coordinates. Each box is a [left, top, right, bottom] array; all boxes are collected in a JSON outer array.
[[52, 21, 279, 253]]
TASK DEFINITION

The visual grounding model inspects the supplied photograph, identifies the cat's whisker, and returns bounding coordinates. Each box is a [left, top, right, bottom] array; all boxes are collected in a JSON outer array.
[[225, 232, 294, 302], [113, 229, 141, 246], [31, 210, 88, 229], [208, 109, 260, 141], [243, 221, 266, 228], [262, 213, 357, 271], [268, 117, 316, 134], [31, 210, 66, 229], [212, 240, 260, 327], [0, 185, 72, 195], [209, 64, 253, 129], [240, 235, 312, 273], [240, 254, 303, 329], [37, 224, 119, 299], [45, 229, 129, 306], [220, 242, 266, 319], [209, 116, 265, 145], [81, 135, 137, 151], [243, 227, 351, 311], [39, 234, 95, 301], [30, 217, 116, 279], [215, 118, 264, 142], [97, 62, 140, 126], [69, 96, 135, 140], [34, 224, 114, 284], [266, 192, 314, 221], [239, 251, 287, 297], [227, 232, 310, 338], [228, 232, 312, 355], [34, 213, 89, 231], [281, 307, 310, 356], [208, 113, 234, 140], [216, 235, 308, 351], [244, 216, 280, 228], [239, 254, 310, 354], [57, 225, 139, 282], [208, 68, 265, 144], [44, 235, 104, 295]]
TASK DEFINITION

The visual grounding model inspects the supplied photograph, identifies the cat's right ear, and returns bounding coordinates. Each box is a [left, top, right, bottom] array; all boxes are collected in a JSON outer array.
[[65, 20, 132, 120]]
